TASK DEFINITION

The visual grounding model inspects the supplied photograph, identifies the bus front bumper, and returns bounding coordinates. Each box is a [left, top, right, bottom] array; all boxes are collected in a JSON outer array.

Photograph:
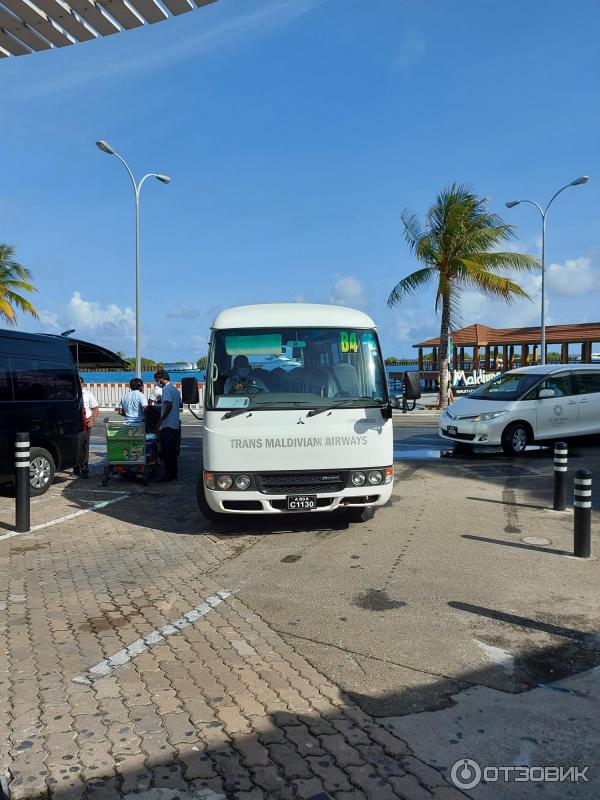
[[205, 483, 393, 514]]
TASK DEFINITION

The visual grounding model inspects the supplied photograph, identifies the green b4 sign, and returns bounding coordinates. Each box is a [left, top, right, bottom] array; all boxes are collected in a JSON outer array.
[[340, 331, 359, 353]]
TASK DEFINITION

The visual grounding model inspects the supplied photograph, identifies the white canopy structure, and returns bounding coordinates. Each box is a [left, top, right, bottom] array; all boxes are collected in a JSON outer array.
[[0, 0, 216, 56]]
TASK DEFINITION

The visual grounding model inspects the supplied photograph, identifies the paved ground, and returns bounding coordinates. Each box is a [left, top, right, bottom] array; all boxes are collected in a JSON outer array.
[[1, 418, 599, 799]]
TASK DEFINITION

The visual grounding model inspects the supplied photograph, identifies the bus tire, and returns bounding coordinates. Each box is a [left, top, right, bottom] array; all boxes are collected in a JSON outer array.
[[196, 474, 226, 522], [347, 506, 375, 523]]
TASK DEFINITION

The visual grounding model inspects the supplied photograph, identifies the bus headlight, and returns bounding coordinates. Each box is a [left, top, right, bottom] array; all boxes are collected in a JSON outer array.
[[216, 474, 233, 490], [234, 474, 251, 490], [368, 470, 383, 485], [351, 471, 366, 486]]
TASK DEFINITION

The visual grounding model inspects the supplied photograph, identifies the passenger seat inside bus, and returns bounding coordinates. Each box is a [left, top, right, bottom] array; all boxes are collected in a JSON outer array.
[[288, 367, 328, 396], [328, 363, 360, 397]]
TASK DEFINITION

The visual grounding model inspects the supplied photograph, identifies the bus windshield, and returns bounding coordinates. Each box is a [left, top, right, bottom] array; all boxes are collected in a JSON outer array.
[[207, 326, 388, 412]]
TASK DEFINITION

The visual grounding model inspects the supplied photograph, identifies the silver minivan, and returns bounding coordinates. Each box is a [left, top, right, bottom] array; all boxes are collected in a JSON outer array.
[[439, 365, 600, 455]]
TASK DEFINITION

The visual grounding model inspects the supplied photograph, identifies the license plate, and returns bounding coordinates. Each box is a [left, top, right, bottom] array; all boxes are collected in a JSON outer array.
[[447, 425, 458, 436], [287, 495, 317, 511]]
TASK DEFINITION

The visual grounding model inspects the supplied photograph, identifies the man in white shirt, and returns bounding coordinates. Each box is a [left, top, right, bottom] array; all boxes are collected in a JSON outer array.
[[154, 369, 181, 482], [149, 384, 162, 407], [118, 378, 148, 424], [75, 377, 99, 479]]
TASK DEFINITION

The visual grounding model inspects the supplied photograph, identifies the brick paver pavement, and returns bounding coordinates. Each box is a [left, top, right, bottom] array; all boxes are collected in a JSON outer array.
[[0, 445, 467, 800]]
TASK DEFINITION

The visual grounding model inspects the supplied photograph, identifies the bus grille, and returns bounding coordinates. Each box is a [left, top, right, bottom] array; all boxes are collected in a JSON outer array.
[[256, 471, 348, 495]]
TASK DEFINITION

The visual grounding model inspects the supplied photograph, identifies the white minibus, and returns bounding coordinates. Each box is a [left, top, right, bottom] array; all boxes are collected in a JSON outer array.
[[184, 304, 396, 521], [440, 364, 600, 455]]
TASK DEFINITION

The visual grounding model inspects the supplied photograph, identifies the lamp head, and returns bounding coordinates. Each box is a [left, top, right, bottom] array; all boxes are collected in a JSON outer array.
[[96, 140, 115, 155], [505, 200, 520, 208], [60, 329, 76, 337], [155, 174, 171, 184], [570, 176, 590, 186]]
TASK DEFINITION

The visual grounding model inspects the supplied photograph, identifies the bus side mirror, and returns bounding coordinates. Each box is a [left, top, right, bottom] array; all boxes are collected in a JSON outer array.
[[390, 395, 403, 409], [403, 371, 422, 400], [181, 377, 200, 404]]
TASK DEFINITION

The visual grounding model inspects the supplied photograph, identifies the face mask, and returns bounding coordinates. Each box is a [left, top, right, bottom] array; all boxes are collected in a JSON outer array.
[[238, 367, 250, 379]]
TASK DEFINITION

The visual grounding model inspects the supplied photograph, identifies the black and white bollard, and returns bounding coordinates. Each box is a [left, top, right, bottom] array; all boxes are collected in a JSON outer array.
[[553, 441, 568, 511], [15, 432, 30, 533], [573, 469, 592, 558]]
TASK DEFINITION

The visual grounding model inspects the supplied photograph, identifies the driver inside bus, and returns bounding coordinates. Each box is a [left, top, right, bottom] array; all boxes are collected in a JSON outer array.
[[225, 355, 269, 394]]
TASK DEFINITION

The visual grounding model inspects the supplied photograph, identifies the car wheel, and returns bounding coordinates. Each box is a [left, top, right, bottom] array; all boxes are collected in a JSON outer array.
[[29, 448, 56, 495], [501, 423, 529, 456], [196, 473, 227, 522], [347, 506, 376, 523]]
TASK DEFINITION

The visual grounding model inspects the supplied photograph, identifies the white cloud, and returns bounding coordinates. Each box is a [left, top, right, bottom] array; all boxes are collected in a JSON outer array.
[[37, 310, 61, 331], [21, 291, 136, 351], [69, 291, 135, 338], [167, 304, 199, 319], [394, 30, 425, 68], [547, 257, 599, 296], [330, 275, 365, 308]]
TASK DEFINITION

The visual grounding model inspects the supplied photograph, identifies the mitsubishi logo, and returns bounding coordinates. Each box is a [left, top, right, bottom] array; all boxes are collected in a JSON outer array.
[[297, 416, 305, 425]]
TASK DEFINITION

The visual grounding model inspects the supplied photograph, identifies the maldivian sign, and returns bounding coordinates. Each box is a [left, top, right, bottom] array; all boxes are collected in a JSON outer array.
[[452, 369, 500, 388]]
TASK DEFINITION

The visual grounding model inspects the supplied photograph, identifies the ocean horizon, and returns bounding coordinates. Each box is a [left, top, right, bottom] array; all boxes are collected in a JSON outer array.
[[80, 364, 419, 384]]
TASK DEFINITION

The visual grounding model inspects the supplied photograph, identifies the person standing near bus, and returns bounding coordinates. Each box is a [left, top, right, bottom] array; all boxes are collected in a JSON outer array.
[[154, 369, 181, 482], [118, 378, 148, 424], [75, 377, 99, 479]]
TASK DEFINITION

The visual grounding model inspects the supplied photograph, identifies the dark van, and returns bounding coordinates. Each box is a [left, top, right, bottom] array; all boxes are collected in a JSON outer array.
[[0, 330, 126, 495]]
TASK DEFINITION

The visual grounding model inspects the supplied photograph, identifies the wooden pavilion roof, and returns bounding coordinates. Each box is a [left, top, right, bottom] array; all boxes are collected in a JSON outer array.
[[414, 322, 600, 348]]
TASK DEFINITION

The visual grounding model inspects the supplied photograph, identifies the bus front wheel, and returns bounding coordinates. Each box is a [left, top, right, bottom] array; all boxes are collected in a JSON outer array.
[[347, 506, 376, 523]]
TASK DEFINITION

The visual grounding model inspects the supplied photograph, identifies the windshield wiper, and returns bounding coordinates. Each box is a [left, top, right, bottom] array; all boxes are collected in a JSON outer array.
[[221, 400, 305, 418], [222, 408, 252, 419], [307, 398, 381, 417]]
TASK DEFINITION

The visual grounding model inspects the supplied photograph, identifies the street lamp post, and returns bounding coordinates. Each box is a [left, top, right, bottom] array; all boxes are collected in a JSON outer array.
[[506, 176, 589, 366], [96, 140, 171, 379]]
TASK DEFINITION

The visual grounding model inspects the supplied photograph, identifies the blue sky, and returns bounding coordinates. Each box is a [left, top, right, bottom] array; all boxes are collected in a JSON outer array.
[[2, 0, 600, 360]]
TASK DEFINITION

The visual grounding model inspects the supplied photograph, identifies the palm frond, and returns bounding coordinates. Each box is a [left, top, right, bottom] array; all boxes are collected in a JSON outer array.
[[0, 243, 39, 322], [387, 267, 436, 308], [400, 210, 427, 258], [457, 262, 532, 302], [0, 296, 17, 325], [1, 289, 40, 317], [463, 252, 540, 272]]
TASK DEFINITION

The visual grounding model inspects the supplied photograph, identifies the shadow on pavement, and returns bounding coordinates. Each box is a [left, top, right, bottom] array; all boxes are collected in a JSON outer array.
[[462, 534, 570, 557]]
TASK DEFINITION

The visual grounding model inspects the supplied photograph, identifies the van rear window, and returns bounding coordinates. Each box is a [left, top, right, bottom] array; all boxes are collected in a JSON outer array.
[[13, 359, 77, 401]]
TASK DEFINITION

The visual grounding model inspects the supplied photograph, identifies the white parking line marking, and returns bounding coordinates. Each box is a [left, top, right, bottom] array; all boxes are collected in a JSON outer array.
[[0, 495, 129, 543], [475, 639, 514, 674], [72, 591, 233, 684]]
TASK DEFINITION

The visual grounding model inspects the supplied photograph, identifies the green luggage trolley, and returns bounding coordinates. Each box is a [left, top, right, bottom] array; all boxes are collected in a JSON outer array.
[[102, 421, 155, 486]]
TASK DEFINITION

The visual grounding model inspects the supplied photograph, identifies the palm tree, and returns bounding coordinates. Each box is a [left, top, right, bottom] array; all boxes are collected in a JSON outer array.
[[0, 244, 39, 326], [388, 184, 539, 407]]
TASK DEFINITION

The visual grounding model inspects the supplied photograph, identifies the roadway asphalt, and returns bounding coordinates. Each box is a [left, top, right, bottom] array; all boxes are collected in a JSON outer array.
[[25, 410, 600, 797]]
